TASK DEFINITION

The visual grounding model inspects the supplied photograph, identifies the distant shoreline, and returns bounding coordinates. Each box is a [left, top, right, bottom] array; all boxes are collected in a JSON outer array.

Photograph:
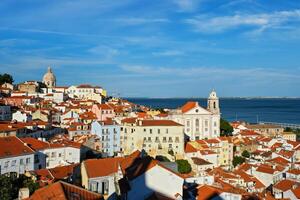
[[123, 97, 300, 100]]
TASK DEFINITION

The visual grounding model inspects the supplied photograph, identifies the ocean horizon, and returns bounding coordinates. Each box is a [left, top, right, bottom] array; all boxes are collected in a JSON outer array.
[[125, 97, 300, 125]]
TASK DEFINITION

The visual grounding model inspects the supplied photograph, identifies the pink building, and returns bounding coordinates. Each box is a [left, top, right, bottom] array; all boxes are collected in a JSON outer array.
[[91, 103, 115, 121]]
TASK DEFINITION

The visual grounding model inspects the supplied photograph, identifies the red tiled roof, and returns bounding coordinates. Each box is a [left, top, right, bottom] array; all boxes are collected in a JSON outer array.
[[97, 104, 113, 110], [83, 157, 123, 178], [185, 143, 198, 153], [120, 150, 141, 174], [278, 149, 295, 159], [181, 101, 198, 113], [197, 185, 222, 200], [121, 117, 137, 124], [49, 164, 79, 180], [266, 157, 290, 166], [140, 120, 183, 126], [192, 157, 212, 165], [287, 169, 300, 175], [0, 136, 35, 158], [273, 179, 298, 192], [205, 139, 220, 144], [292, 186, 300, 199], [256, 165, 276, 174], [27, 181, 102, 200]]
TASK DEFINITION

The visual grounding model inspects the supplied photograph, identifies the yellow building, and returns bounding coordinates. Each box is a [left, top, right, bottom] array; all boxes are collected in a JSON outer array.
[[121, 119, 184, 160], [282, 132, 297, 141], [245, 124, 284, 137]]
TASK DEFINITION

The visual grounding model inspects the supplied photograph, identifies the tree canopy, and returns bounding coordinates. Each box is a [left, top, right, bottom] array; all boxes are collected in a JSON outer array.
[[0, 73, 14, 85], [242, 150, 250, 158], [220, 118, 233, 136], [176, 159, 192, 174], [0, 174, 39, 200], [232, 156, 246, 167]]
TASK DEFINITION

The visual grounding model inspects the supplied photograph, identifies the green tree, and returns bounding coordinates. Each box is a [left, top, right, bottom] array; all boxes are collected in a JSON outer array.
[[242, 150, 250, 158], [0, 73, 14, 85], [0, 174, 39, 200], [176, 159, 192, 174], [233, 146, 237, 153], [232, 156, 246, 167], [284, 127, 293, 132], [220, 118, 233, 136]]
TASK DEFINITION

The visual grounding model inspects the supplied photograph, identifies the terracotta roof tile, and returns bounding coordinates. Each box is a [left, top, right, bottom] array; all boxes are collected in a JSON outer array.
[[140, 120, 183, 126], [27, 181, 102, 200], [273, 179, 298, 192], [181, 101, 198, 113], [0, 136, 35, 158]]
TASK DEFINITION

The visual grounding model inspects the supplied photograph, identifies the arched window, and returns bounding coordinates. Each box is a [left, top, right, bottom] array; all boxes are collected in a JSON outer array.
[[213, 102, 216, 109], [195, 119, 199, 127]]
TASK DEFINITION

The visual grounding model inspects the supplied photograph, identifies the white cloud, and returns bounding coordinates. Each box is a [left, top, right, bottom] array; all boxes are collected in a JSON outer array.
[[88, 45, 120, 58], [112, 17, 169, 26], [174, 0, 202, 12], [152, 50, 184, 56], [120, 65, 300, 81], [184, 9, 300, 34]]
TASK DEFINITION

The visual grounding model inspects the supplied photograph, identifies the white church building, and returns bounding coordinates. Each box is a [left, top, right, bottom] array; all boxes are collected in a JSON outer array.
[[163, 90, 221, 140]]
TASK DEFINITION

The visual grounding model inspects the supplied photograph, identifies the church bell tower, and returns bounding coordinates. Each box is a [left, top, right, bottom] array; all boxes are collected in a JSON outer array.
[[207, 89, 220, 114]]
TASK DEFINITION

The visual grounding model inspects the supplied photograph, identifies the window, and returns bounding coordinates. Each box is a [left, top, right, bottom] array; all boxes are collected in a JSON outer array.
[[166, 129, 168, 134], [144, 128, 146, 132], [196, 119, 200, 127], [91, 182, 97, 192], [51, 152, 56, 158], [150, 129, 152, 134], [4, 161, 9, 168], [214, 121, 217, 127], [158, 129, 160, 134], [205, 120, 208, 126], [186, 120, 190, 127], [59, 153, 62, 157], [26, 158, 30, 164], [11, 160, 16, 167]]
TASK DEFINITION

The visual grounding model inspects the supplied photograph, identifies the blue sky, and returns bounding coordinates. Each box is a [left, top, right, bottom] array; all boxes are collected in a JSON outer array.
[[0, 0, 300, 97]]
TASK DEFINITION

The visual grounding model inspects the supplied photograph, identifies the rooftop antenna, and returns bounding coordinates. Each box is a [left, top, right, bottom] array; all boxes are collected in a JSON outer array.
[[256, 115, 259, 124], [235, 113, 238, 121]]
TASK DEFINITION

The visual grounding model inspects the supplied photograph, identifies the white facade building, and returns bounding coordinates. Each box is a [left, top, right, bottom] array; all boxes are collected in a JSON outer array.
[[21, 138, 81, 169], [0, 136, 35, 175], [12, 110, 32, 122], [166, 90, 220, 140], [67, 84, 103, 103]]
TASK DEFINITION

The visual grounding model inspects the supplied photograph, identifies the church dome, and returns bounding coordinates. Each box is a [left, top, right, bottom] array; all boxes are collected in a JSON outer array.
[[43, 66, 56, 87]]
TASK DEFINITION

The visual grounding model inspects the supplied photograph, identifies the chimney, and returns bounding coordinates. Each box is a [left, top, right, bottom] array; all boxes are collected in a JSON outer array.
[[138, 120, 143, 126], [18, 188, 30, 199]]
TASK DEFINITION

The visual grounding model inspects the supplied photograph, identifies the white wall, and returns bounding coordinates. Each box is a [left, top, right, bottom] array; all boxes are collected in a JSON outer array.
[[127, 165, 183, 199], [0, 154, 35, 175]]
